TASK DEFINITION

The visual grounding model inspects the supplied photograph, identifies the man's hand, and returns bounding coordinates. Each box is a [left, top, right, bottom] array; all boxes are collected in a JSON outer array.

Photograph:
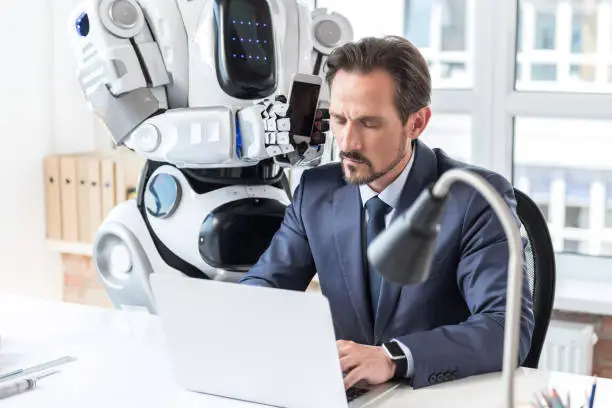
[[337, 340, 396, 389]]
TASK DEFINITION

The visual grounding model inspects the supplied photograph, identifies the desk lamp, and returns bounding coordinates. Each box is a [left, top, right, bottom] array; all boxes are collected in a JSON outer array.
[[367, 169, 523, 408]]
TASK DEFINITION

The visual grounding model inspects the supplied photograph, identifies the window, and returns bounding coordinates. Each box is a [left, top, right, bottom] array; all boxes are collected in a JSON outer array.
[[571, 11, 598, 54], [516, 0, 612, 92], [531, 64, 557, 81], [538, 203, 550, 221], [405, 0, 432, 48], [514, 118, 612, 257], [317, 0, 473, 88], [535, 11, 556, 50], [601, 242, 612, 256], [565, 206, 589, 228], [419, 114, 472, 163], [564, 239, 587, 253], [440, 0, 467, 51], [605, 182, 612, 228]]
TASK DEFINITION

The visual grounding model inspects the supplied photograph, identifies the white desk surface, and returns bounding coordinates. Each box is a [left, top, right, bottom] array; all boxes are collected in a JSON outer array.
[[0, 294, 611, 407]]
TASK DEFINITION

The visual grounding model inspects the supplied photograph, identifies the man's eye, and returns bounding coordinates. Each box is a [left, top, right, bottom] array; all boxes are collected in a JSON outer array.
[[333, 117, 346, 125], [363, 121, 379, 128]]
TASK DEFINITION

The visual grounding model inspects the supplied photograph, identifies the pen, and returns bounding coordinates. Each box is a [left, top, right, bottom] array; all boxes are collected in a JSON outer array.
[[540, 391, 553, 407], [0, 370, 58, 400], [0, 377, 36, 399], [550, 388, 564, 408], [0, 356, 75, 383], [588, 379, 597, 408]]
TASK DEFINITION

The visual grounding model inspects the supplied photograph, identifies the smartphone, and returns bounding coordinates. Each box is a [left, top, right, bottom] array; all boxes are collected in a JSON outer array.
[[288, 73, 322, 139]]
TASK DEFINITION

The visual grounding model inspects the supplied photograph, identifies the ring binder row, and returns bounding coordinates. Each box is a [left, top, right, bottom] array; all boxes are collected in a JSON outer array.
[[43, 151, 144, 244]]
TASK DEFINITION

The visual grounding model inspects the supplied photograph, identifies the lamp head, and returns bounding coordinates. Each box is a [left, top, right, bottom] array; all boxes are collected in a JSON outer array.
[[367, 186, 448, 285]]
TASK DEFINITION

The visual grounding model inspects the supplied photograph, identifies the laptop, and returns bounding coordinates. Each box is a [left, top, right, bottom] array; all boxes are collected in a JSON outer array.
[[150, 273, 400, 408]]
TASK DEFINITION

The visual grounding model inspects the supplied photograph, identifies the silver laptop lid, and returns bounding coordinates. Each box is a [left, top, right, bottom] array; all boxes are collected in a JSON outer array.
[[150, 273, 348, 408]]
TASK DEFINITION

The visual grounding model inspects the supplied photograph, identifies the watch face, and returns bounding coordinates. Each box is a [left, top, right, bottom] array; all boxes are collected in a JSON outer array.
[[384, 342, 405, 359]]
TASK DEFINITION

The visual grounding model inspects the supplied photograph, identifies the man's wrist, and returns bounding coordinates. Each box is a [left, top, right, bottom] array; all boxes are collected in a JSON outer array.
[[382, 341, 408, 378], [379, 346, 397, 378]]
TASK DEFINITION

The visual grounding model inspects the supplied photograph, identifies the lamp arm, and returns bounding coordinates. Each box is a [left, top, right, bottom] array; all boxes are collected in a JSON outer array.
[[433, 169, 523, 408]]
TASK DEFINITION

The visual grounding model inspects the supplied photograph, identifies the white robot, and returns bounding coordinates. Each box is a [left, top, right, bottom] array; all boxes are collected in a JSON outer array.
[[68, 0, 353, 313]]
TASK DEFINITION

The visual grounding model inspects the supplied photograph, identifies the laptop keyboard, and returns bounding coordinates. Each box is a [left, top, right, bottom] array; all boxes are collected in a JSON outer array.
[[346, 386, 370, 402]]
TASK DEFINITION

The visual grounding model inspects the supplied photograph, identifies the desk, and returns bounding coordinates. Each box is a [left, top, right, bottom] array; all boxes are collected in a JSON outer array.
[[0, 295, 611, 407]]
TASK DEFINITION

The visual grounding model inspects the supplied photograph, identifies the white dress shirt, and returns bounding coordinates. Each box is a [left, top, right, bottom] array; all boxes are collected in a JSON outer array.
[[358, 153, 416, 378]]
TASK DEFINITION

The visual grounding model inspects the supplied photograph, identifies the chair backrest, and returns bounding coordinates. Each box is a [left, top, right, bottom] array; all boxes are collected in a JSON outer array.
[[513, 188, 556, 368]]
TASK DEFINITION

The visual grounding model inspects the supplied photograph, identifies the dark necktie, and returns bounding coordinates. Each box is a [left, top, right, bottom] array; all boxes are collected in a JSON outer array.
[[365, 196, 391, 319]]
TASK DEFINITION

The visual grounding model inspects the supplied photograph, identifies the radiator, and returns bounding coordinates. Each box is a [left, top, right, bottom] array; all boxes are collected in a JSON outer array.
[[538, 320, 598, 375]]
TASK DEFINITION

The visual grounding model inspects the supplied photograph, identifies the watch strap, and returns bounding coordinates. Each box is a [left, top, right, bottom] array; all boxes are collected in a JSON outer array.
[[393, 355, 407, 378], [383, 341, 408, 378]]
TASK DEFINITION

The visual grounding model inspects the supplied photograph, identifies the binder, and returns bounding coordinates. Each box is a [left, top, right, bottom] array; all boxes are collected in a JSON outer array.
[[114, 152, 144, 203], [115, 157, 127, 205], [43, 156, 62, 240], [101, 158, 116, 219], [59, 156, 79, 242], [88, 157, 102, 240], [77, 157, 92, 243]]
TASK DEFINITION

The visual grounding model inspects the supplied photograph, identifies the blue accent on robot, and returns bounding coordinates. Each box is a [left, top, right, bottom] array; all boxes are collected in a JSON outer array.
[[75, 12, 89, 37], [235, 115, 243, 159]]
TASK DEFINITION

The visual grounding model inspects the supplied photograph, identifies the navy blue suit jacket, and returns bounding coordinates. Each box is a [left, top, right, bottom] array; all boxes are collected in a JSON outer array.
[[240, 140, 535, 388]]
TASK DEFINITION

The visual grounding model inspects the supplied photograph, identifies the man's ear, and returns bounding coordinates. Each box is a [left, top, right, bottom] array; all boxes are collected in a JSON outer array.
[[406, 106, 432, 140]]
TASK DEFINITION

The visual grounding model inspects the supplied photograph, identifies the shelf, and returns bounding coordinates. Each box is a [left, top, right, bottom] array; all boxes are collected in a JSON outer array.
[[47, 240, 93, 256]]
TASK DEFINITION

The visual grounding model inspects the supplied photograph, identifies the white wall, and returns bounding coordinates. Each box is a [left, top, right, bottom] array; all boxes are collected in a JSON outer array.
[[0, 0, 100, 300], [0, 0, 61, 299], [52, 0, 106, 154]]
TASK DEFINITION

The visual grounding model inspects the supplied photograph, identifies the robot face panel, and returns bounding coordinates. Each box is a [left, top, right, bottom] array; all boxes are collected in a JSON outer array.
[[214, 0, 277, 99]]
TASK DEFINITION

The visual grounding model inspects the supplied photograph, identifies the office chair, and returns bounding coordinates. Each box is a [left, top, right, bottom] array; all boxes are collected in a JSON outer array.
[[513, 188, 556, 369]]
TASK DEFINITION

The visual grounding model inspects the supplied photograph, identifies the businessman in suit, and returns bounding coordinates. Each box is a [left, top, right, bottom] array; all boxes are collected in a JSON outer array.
[[240, 35, 535, 389]]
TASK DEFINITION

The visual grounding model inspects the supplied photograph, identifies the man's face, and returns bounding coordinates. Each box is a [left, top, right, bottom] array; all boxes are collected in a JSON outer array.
[[329, 69, 414, 185]]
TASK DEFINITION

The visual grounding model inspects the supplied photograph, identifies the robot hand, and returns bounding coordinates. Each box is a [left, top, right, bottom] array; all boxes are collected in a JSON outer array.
[[258, 95, 330, 167]]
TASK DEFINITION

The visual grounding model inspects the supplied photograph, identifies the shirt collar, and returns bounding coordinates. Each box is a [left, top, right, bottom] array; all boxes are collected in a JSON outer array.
[[359, 151, 415, 210]]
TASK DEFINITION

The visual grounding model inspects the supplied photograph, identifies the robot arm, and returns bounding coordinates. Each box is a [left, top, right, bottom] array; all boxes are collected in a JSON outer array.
[[70, 0, 352, 169], [70, 0, 174, 145]]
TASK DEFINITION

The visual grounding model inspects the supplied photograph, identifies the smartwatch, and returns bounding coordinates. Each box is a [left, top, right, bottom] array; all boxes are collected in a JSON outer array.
[[382, 341, 407, 378]]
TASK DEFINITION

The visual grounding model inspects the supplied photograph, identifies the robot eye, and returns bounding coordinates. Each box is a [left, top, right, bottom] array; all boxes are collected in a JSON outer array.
[[145, 173, 182, 219], [75, 12, 90, 37]]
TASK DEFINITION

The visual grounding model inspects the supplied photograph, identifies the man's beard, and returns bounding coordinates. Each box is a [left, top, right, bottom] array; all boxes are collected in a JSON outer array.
[[339, 140, 407, 185]]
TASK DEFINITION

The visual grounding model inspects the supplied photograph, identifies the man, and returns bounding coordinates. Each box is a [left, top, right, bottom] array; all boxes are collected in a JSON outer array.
[[240, 35, 534, 390]]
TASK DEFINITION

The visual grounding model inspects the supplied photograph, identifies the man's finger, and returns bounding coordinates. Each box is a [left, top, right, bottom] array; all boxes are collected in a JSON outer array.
[[337, 340, 353, 355], [339, 355, 359, 373], [343, 367, 364, 390]]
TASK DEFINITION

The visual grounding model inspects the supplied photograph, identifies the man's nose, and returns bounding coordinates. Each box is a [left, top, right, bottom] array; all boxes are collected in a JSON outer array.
[[339, 123, 361, 152]]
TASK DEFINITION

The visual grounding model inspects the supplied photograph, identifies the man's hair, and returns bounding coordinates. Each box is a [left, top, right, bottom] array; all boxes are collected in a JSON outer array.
[[325, 35, 431, 124]]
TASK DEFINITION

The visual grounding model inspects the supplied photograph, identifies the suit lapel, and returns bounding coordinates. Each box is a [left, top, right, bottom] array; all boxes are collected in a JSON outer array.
[[374, 140, 440, 343], [333, 183, 374, 344]]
